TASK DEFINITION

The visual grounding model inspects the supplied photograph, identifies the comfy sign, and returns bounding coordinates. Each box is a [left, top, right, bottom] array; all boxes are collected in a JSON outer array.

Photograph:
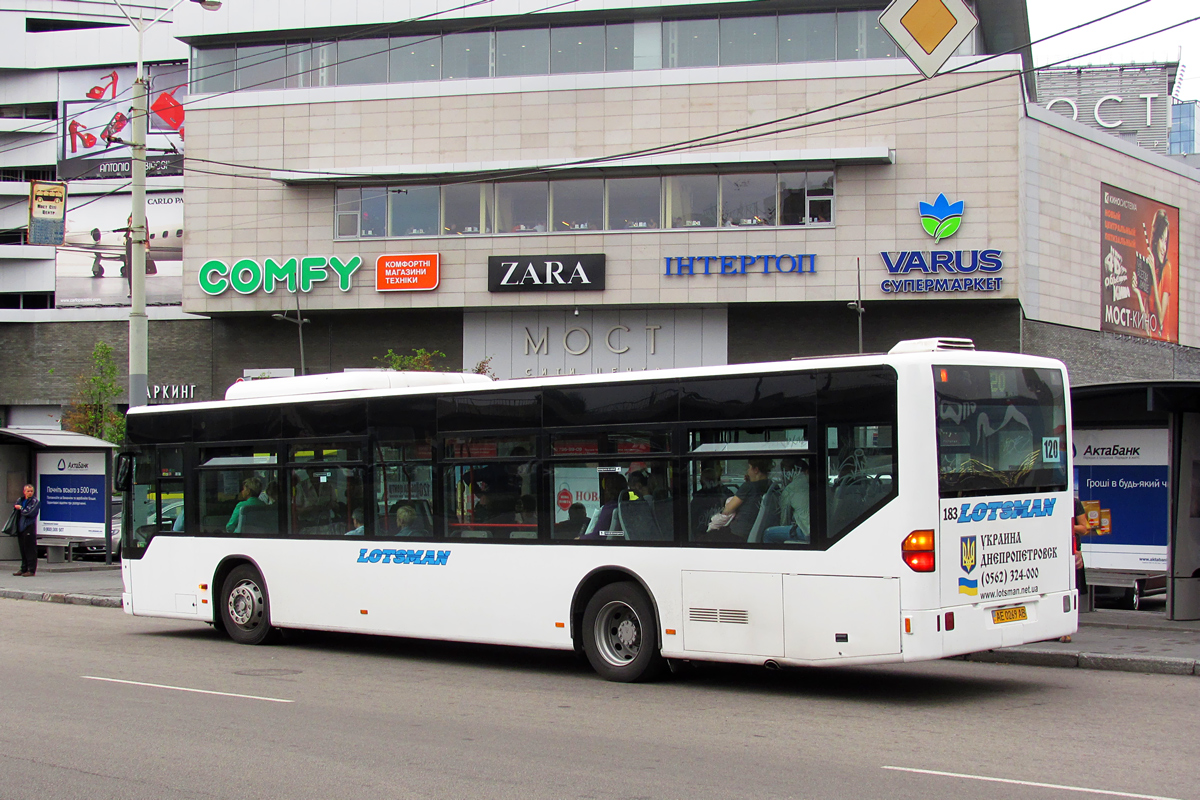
[[199, 256, 361, 295], [376, 253, 439, 291]]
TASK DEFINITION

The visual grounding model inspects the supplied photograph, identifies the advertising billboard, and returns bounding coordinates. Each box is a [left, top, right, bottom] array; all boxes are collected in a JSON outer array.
[[1100, 184, 1179, 342], [55, 190, 182, 308], [58, 63, 186, 180], [36, 451, 108, 540], [1074, 428, 1169, 573]]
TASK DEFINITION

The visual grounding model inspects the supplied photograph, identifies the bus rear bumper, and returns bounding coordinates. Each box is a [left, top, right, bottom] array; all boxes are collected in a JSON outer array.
[[903, 590, 1079, 662]]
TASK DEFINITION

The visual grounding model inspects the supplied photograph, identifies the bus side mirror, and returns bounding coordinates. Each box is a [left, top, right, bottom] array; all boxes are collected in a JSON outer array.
[[114, 453, 133, 492]]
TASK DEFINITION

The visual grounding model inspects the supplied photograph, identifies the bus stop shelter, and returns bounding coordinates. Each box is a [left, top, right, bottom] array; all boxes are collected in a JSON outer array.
[[1071, 381, 1200, 620], [0, 428, 117, 563]]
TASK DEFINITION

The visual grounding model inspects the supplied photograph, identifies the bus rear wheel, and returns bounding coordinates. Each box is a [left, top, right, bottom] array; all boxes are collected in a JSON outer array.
[[220, 564, 275, 645], [582, 582, 664, 682]]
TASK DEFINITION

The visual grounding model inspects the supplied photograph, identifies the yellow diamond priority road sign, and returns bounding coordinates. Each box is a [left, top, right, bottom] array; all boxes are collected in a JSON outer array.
[[879, 0, 978, 79]]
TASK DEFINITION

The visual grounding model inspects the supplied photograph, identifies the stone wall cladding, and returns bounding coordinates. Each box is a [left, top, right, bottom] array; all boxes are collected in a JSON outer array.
[[0, 319, 213, 406], [1022, 317, 1200, 384], [183, 68, 1024, 314], [728, 300, 1021, 363]]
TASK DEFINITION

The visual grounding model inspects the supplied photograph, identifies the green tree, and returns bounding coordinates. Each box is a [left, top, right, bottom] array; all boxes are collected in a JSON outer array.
[[373, 348, 447, 372], [62, 341, 126, 444]]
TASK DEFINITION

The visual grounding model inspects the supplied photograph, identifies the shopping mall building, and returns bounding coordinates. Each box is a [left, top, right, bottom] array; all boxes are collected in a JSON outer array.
[[2, 0, 1199, 405]]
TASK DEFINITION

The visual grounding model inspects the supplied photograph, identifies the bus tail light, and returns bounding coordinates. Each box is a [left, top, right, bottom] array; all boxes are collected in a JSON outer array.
[[902, 530, 936, 572]]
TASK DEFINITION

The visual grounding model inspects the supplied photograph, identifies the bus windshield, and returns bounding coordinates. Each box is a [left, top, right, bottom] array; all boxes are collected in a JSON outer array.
[[934, 365, 1067, 497]]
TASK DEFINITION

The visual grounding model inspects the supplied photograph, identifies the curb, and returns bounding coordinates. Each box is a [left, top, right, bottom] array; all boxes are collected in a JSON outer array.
[[0, 589, 121, 608], [966, 648, 1197, 676]]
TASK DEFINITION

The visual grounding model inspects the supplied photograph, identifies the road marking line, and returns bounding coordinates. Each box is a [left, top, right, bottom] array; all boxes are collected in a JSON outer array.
[[882, 766, 1182, 800], [81, 676, 293, 703]]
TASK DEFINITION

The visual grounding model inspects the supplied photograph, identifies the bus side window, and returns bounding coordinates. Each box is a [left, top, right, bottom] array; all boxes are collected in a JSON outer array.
[[825, 424, 895, 538]]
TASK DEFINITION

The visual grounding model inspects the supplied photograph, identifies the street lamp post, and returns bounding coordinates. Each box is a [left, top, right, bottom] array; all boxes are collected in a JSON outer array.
[[113, 0, 221, 407], [272, 293, 310, 376]]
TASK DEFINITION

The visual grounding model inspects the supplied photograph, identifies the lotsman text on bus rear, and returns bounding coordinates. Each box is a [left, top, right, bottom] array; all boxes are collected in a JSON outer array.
[[357, 548, 450, 565], [956, 498, 1055, 523]]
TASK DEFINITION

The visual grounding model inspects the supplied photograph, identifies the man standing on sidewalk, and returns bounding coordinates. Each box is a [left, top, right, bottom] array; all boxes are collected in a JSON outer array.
[[13, 484, 40, 577]]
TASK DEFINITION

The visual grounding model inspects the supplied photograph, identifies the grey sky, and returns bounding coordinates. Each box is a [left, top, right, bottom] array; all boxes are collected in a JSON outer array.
[[1028, 1, 1200, 100]]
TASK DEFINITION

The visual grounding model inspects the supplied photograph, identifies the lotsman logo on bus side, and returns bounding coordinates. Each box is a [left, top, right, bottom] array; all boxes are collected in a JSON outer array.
[[956, 498, 1055, 523], [357, 548, 450, 565], [959, 536, 978, 596]]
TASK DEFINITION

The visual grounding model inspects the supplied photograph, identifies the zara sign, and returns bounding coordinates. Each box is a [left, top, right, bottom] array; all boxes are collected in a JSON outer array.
[[487, 254, 605, 292]]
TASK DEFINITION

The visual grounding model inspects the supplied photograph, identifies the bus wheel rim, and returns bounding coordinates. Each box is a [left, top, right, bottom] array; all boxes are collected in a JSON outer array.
[[594, 600, 641, 667], [228, 579, 263, 628]]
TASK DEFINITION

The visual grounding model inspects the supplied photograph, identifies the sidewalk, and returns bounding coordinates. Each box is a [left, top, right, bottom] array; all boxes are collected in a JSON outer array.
[[1, 561, 1197, 676], [966, 608, 1200, 676], [0, 558, 122, 608]]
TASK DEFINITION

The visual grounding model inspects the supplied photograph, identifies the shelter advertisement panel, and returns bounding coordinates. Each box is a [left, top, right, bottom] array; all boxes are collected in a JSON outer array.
[[36, 451, 107, 540], [1073, 428, 1169, 572], [58, 63, 186, 180], [55, 191, 182, 308], [1100, 184, 1179, 342]]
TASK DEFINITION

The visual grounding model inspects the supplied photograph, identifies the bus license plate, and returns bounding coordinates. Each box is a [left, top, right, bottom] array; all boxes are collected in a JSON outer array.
[[991, 606, 1028, 624]]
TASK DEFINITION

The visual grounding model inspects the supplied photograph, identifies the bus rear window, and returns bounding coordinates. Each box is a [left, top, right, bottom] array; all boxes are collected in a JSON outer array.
[[934, 365, 1067, 497]]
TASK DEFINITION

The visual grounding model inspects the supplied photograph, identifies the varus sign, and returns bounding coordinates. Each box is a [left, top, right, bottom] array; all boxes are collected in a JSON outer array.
[[879, 195, 1006, 294], [199, 256, 362, 295], [488, 254, 605, 292]]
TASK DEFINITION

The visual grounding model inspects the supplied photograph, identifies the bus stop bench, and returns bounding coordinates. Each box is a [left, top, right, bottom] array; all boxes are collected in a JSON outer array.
[[36, 536, 89, 563]]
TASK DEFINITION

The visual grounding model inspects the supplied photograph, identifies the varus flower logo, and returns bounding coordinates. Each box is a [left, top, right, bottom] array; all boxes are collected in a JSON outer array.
[[919, 193, 965, 243]]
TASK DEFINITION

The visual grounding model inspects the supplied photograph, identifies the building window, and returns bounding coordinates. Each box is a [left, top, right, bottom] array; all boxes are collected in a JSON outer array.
[[663, 19, 719, 69], [721, 174, 776, 227], [495, 28, 550, 77], [607, 177, 661, 229], [235, 45, 286, 91], [335, 170, 835, 238], [778, 13, 836, 63], [836, 9, 896, 60], [194, 9, 923, 93], [191, 46, 235, 93], [390, 186, 439, 236], [551, 26, 606, 74], [443, 183, 491, 235], [359, 188, 388, 238], [496, 182, 549, 232], [551, 179, 604, 231], [390, 36, 442, 82], [665, 175, 718, 228], [720, 16, 776, 66], [337, 38, 390, 85], [443, 31, 492, 79]]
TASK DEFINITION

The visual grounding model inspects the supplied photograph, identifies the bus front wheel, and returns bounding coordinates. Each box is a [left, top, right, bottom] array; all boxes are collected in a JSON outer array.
[[220, 564, 275, 645], [582, 582, 664, 682]]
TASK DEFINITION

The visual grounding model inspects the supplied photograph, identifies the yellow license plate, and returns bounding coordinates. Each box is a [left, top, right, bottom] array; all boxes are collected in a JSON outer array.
[[991, 606, 1028, 624]]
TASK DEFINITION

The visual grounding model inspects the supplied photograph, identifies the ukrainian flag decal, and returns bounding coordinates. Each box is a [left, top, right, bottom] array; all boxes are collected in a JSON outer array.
[[959, 536, 978, 595]]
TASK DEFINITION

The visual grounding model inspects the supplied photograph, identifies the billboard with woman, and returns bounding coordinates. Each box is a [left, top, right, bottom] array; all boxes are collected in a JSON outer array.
[[1100, 184, 1180, 342]]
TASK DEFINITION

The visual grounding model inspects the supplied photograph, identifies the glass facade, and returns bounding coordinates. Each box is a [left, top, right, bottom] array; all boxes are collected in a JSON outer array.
[[192, 9, 950, 93], [335, 170, 834, 239], [1170, 100, 1196, 155]]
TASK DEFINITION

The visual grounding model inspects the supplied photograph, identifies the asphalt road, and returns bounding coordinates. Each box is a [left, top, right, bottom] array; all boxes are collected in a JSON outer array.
[[1, 601, 1196, 800]]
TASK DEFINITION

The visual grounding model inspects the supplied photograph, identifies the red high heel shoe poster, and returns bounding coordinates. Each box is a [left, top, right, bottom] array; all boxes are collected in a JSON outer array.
[[58, 63, 187, 180]]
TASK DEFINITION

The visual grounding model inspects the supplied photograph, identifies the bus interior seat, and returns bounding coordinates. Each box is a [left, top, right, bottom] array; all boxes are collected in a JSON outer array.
[[747, 485, 783, 543], [459, 529, 491, 538], [617, 496, 660, 541], [509, 530, 538, 539], [651, 495, 674, 540], [238, 505, 279, 535]]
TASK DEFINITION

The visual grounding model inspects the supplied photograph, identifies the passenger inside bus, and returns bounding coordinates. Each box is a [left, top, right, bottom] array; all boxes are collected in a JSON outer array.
[[554, 503, 590, 538], [226, 477, 265, 533], [345, 507, 365, 536], [706, 458, 777, 541], [394, 504, 426, 536]]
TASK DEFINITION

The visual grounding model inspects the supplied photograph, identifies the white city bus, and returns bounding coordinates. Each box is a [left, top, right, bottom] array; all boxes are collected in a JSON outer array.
[[116, 338, 1077, 682]]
